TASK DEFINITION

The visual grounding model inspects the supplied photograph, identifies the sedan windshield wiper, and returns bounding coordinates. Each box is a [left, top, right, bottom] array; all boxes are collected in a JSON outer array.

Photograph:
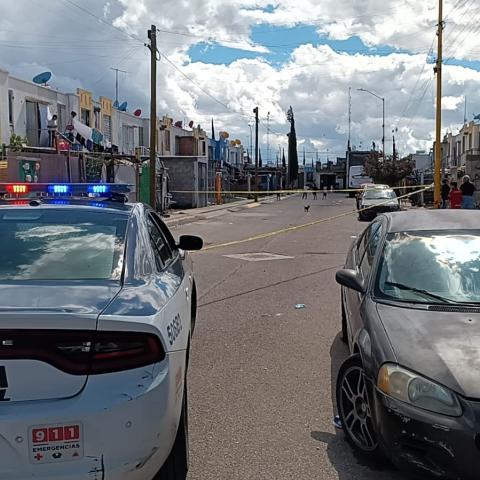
[[384, 281, 453, 304]]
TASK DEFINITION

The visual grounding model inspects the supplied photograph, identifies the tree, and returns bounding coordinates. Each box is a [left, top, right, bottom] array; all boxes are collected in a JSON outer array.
[[364, 153, 414, 186], [282, 148, 286, 170], [286, 106, 298, 188]]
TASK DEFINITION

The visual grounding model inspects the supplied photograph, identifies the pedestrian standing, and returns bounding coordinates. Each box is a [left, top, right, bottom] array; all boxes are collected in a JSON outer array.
[[276, 192, 281, 201], [460, 175, 476, 209], [449, 181, 462, 209], [322, 187, 327, 199], [441, 179, 450, 209], [302, 189, 308, 200], [312, 185, 318, 200], [47, 114, 58, 148]]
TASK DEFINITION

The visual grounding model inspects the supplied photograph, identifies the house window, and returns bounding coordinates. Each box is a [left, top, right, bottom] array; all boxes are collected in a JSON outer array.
[[122, 125, 135, 154], [94, 108, 101, 129], [138, 127, 144, 147], [81, 108, 90, 126], [103, 115, 112, 143], [165, 131, 170, 152], [8, 90, 14, 125], [202, 140, 206, 156], [57, 104, 66, 133]]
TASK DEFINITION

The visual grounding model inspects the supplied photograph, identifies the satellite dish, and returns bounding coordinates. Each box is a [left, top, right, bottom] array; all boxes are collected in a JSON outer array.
[[32, 72, 52, 85], [134, 109, 141, 117], [119, 102, 128, 112], [113, 100, 119, 108]]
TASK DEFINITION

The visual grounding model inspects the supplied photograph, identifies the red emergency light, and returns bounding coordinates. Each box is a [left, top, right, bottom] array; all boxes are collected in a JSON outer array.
[[6, 184, 29, 194]]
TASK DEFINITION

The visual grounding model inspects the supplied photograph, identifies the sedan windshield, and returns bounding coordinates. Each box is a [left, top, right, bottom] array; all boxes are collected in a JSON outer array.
[[364, 190, 397, 200], [0, 209, 128, 281], [376, 231, 480, 304]]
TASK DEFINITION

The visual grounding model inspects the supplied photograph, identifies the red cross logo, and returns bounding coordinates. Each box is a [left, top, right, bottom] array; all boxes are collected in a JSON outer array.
[[34, 453, 43, 461]]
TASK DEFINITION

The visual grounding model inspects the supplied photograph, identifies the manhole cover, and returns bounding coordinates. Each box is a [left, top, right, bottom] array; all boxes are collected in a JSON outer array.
[[223, 253, 294, 262]]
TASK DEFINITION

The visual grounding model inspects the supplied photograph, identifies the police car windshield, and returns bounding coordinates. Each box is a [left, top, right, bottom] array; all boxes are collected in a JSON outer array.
[[0, 209, 127, 281]]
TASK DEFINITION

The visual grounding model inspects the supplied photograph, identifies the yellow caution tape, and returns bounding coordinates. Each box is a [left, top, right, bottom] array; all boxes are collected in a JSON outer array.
[[171, 185, 432, 195], [199, 185, 433, 252]]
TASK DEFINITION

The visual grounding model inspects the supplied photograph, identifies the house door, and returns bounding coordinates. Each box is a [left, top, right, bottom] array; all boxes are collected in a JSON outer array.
[[26, 101, 39, 147]]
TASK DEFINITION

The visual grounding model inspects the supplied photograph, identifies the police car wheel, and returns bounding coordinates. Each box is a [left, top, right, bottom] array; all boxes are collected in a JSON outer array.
[[155, 387, 189, 479]]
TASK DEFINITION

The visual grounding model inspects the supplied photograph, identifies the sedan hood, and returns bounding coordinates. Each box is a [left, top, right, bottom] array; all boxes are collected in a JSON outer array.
[[377, 302, 480, 399]]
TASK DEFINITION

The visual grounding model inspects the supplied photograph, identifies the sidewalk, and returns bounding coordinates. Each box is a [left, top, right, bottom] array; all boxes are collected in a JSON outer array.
[[162, 194, 290, 227]]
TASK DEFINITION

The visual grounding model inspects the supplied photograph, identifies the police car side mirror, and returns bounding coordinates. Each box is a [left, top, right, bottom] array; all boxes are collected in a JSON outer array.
[[177, 235, 203, 251]]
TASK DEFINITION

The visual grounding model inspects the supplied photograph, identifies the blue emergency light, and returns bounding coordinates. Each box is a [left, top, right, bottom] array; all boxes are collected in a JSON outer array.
[[87, 184, 110, 194], [48, 184, 70, 194]]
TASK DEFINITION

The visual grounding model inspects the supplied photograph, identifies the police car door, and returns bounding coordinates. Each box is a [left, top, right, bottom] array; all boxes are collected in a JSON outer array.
[[146, 213, 190, 371]]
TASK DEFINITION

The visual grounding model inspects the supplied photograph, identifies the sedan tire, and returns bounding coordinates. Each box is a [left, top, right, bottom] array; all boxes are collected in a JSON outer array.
[[336, 354, 382, 459], [156, 387, 189, 480]]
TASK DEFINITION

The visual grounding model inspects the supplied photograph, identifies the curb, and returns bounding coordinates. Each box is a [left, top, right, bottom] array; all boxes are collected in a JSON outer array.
[[162, 194, 289, 227]]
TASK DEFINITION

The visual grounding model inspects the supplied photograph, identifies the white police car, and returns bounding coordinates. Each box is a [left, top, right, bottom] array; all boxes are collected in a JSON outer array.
[[0, 183, 202, 480]]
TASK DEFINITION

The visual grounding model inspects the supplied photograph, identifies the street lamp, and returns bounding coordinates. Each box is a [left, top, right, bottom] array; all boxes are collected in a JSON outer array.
[[357, 88, 385, 158]]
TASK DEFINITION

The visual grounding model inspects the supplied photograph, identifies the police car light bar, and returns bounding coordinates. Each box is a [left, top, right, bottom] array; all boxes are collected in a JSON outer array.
[[0, 183, 131, 196]]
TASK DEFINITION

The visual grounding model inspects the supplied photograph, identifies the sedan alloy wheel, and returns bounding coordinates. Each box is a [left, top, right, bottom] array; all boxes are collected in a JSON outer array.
[[336, 355, 379, 455]]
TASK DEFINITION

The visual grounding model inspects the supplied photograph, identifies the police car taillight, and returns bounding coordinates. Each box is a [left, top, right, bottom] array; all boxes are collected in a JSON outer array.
[[0, 330, 165, 375], [89, 332, 165, 374]]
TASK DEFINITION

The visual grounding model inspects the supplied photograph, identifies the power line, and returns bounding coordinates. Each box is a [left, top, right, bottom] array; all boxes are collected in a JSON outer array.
[[58, 0, 144, 44]]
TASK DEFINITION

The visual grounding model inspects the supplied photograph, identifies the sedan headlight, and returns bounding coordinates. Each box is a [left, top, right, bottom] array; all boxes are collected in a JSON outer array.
[[377, 364, 462, 417]]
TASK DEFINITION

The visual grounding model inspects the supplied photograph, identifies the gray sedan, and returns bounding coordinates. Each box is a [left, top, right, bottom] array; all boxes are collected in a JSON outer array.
[[336, 210, 480, 480]]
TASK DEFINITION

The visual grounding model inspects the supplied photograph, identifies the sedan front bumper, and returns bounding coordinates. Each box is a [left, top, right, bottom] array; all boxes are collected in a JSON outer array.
[[373, 388, 480, 479]]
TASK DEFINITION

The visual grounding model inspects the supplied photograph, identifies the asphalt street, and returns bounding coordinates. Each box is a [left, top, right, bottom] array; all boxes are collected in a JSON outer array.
[[171, 193, 413, 480]]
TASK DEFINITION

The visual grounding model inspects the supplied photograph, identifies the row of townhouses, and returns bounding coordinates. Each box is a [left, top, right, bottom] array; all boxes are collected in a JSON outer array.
[[0, 69, 250, 209]]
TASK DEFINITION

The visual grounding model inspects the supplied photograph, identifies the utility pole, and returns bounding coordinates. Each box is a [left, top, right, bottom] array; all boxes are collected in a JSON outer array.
[[110, 67, 127, 106], [267, 111, 270, 165], [434, 0, 444, 208], [148, 25, 158, 210], [382, 97, 385, 158], [253, 106, 259, 202], [348, 87, 352, 150]]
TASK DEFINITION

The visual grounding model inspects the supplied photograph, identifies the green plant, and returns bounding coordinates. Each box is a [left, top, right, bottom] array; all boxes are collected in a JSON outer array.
[[9, 133, 27, 151], [364, 153, 414, 186]]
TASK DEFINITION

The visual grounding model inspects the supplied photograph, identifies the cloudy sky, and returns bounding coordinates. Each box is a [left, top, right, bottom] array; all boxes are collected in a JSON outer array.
[[2, 0, 480, 163]]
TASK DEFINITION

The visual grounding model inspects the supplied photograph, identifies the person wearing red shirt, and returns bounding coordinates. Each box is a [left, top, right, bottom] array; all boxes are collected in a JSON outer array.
[[449, 181, 462, 209]]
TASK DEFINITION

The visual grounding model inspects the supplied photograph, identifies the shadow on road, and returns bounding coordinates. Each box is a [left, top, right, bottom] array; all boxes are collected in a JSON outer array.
[[310, 334, 415, 480]]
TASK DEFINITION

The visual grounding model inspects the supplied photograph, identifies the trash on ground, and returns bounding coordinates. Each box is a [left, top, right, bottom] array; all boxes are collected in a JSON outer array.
[[261, 313, 272, 318], [295, 304, 306, 309], [333, 415, 343, 430]]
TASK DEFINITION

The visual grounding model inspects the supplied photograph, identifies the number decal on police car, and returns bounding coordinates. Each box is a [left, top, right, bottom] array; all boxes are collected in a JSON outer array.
[[167, 314, 182, 346], [0, 366, 9, 401]]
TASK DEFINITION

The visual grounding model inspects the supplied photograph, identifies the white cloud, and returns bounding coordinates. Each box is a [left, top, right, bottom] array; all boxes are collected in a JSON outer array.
[[1, 0, 480, 159]]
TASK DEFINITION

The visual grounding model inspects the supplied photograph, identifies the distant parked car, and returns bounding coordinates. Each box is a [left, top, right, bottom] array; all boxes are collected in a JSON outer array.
[[358, 188, 399, 221]]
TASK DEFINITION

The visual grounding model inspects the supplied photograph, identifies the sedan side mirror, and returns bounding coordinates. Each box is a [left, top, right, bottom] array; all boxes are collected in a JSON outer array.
[[177, 235, 203, 251], [335, 269, 365, 293]]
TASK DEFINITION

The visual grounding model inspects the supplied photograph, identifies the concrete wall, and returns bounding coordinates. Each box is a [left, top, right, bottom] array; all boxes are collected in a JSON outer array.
[[7, 152, 83, 183], [162, 156, 208, 208]]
